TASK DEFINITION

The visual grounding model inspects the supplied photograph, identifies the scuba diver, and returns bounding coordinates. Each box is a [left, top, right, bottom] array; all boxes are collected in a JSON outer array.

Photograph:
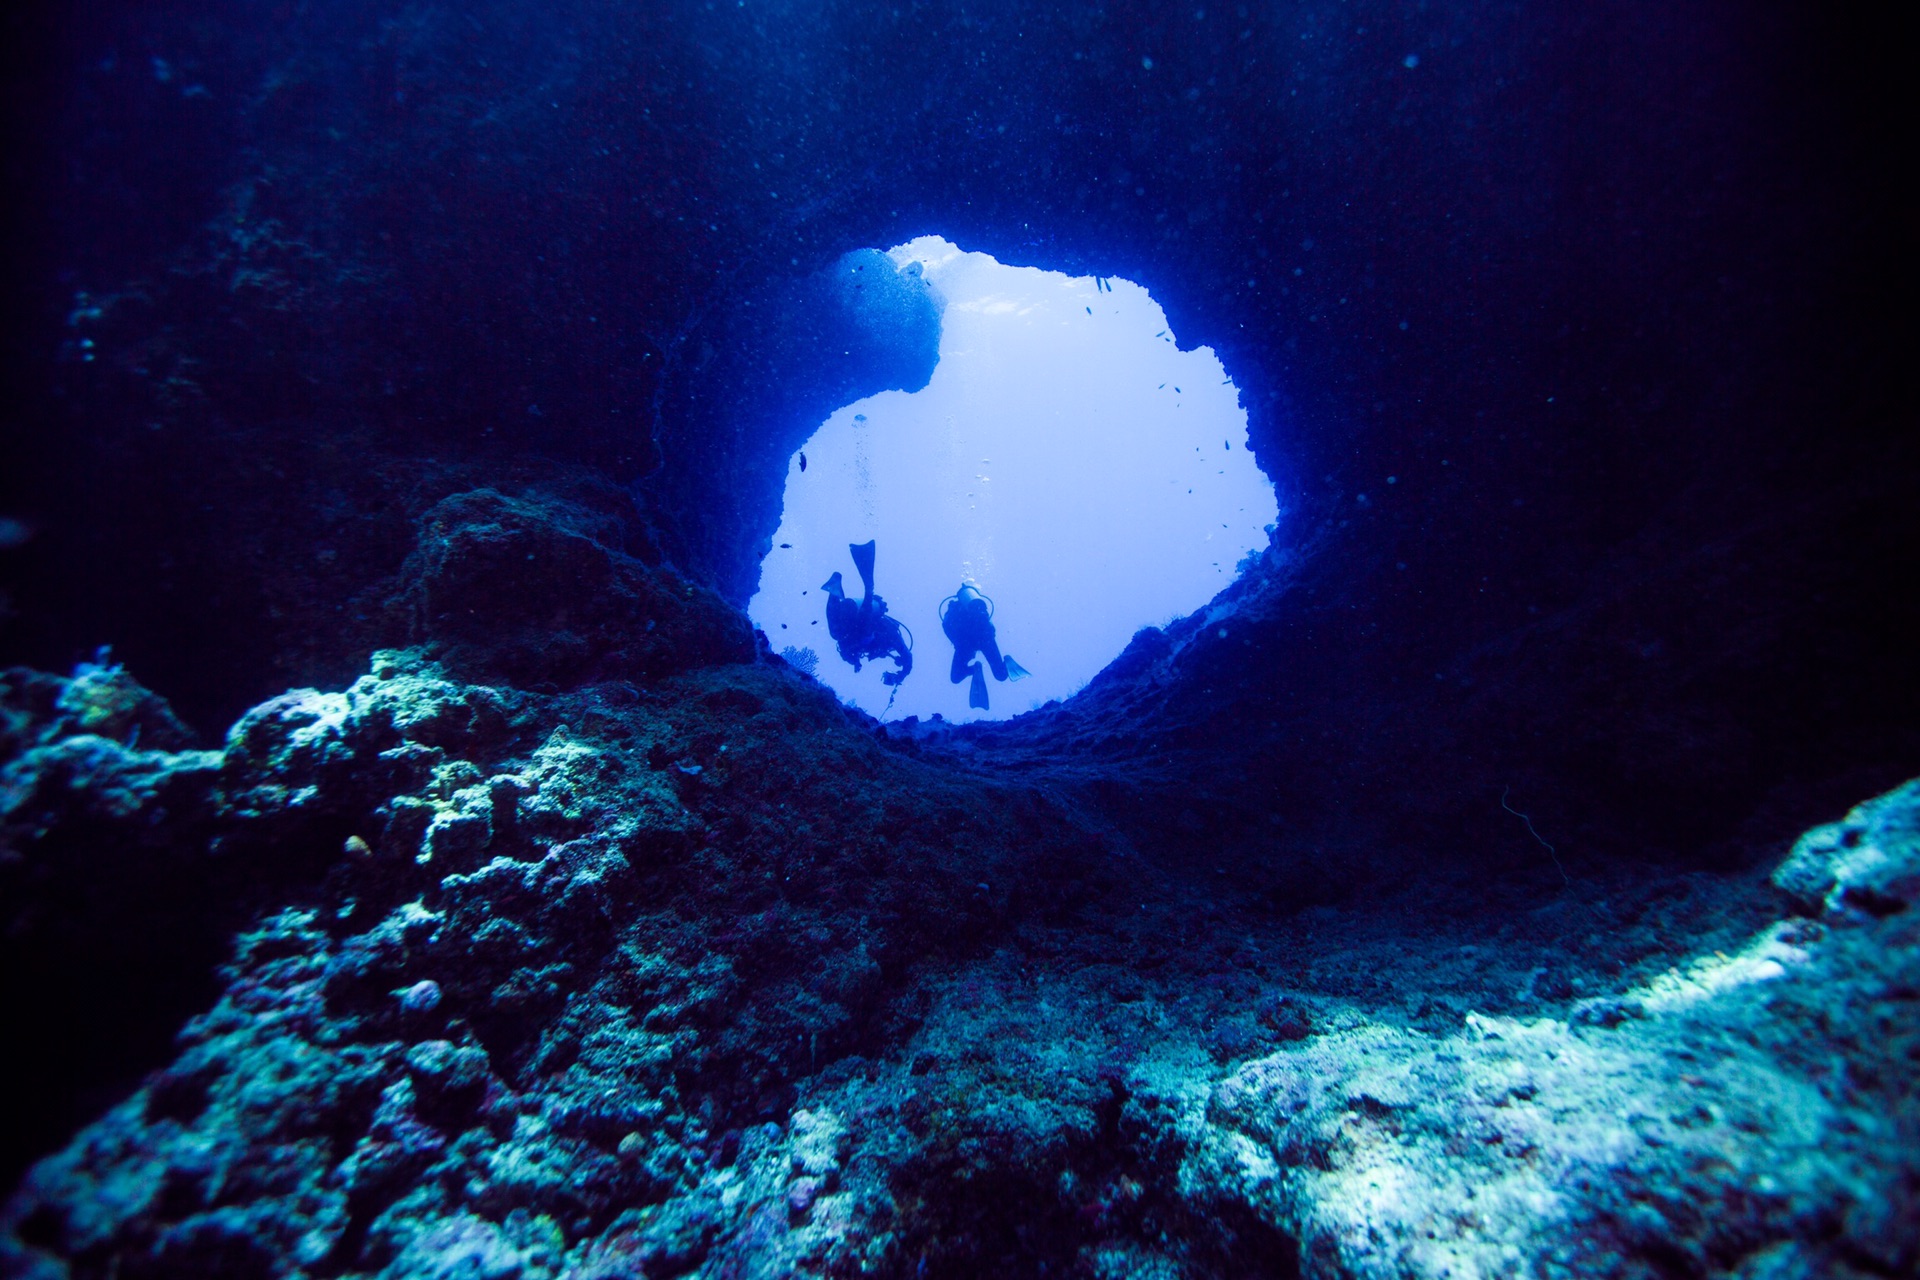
[[822, 540, 913, 689], [939, 583, 1030, 711]]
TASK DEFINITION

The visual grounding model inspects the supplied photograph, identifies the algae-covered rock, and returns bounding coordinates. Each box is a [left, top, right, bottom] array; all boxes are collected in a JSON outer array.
[[6, 627, 1916, 1279], [1176, 786, 1920, 1278]]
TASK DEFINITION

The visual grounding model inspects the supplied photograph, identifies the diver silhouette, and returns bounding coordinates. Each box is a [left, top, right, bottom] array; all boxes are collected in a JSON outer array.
[[822, 540, 913, 687], [939, 583, 1030, 710]]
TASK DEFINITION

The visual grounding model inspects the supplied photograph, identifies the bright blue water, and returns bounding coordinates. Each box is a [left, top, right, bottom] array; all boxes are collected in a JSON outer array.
[[750, 237, 1280, 722]]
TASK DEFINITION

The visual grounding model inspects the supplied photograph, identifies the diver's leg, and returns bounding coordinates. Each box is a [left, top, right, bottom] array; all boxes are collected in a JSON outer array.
[[850, 540, 878, 604], [981, 636, 1008, 682], [951, 647, 976, 684]]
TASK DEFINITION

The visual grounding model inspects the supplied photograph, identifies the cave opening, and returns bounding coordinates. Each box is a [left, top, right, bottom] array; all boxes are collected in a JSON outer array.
[[748, 236, 1280, 722], [0, 0, 1913, 1271]]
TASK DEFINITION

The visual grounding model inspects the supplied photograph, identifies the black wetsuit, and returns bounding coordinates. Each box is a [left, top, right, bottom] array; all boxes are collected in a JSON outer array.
[[824, 541, 913, 686], [942, 594, 1006, 684], [943, 587, 1016, 709]]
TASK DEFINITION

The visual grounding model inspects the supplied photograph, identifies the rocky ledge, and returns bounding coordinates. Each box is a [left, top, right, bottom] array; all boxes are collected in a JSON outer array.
[[2, 488, 1915, 1279]]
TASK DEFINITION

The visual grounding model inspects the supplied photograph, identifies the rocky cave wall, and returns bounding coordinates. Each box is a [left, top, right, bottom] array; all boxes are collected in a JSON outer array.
[[1, 1, 1917, 1273]]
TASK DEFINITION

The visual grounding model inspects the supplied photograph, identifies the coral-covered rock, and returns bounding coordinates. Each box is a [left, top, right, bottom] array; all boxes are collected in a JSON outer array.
[[1771, 779, 1920, 919], [1, 656, 197, 755], [5, 631, 1916, 1279], [0, 639, 1120, 1275], [2, 665, 229, 1185], [0, 651, 530, 1186]]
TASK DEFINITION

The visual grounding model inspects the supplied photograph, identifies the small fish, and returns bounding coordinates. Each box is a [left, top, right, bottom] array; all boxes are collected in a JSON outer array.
[[780, 542, 792, 548], [798, 453, 808, 472], [1086, 306, 1092, 315]]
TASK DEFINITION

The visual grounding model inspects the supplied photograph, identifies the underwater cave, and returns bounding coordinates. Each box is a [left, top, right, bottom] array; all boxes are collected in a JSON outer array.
[[0, 1, 1913, 1277], [751, 235, 1278, 722]]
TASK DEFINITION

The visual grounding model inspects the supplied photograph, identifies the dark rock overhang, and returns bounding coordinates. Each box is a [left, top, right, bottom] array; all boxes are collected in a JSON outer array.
[[3, 2, 1904, 802], [0, 0, 1911, 909]]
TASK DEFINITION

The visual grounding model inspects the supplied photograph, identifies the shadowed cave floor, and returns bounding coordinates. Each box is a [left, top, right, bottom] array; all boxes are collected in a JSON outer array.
[[1, 487, 1915, 1280]]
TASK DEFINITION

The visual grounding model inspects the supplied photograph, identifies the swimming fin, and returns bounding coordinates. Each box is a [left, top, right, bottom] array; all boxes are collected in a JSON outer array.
[[1004, 656, 1031, 681], [968, 664, 990, 710], [849, 540, 878, 600]]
